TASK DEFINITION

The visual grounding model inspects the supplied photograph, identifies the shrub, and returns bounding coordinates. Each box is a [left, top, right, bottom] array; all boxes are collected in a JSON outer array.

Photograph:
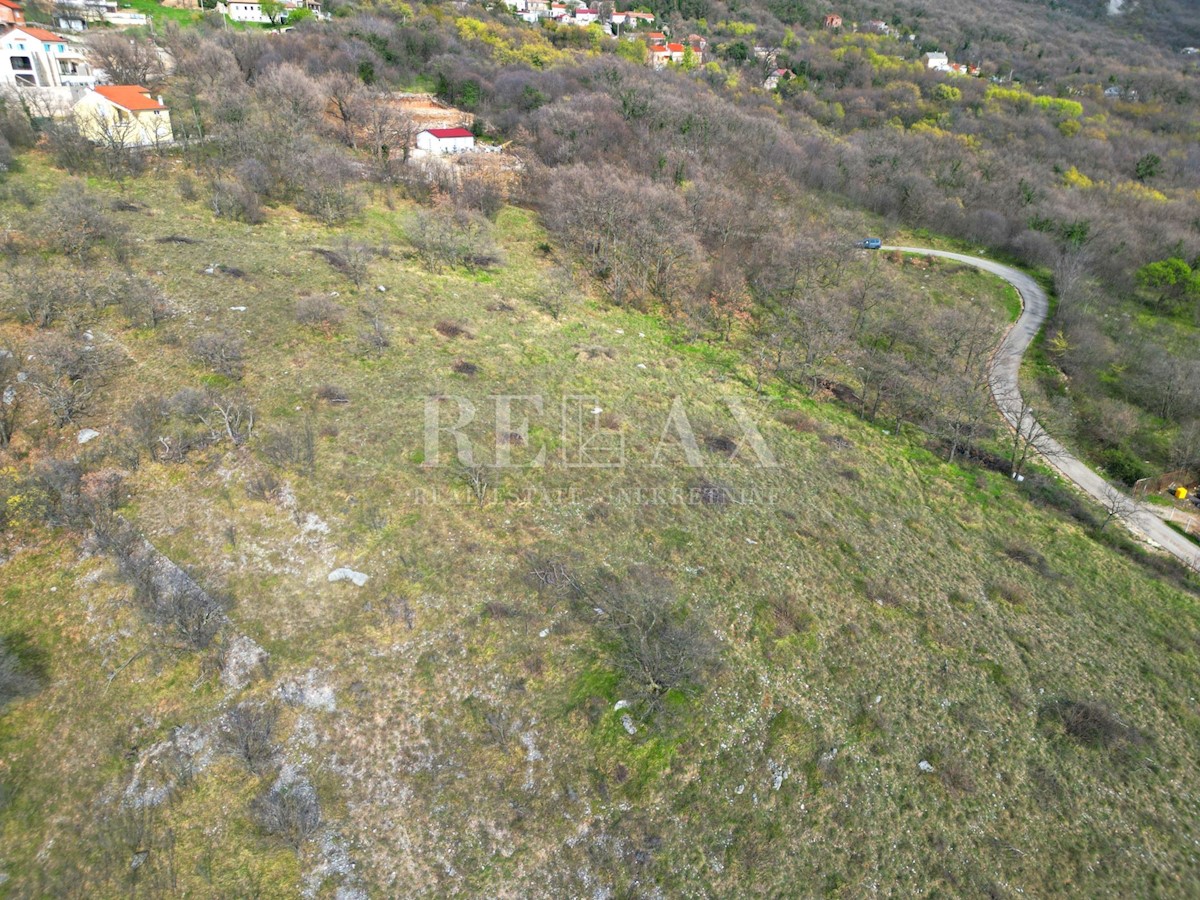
[[37, 181, 127, 261], [258, 421, 316, 473], [1039, 698, 1147, 749], [251, 778, 322, 849], [136, 567, 228, 651], [209, 177, 263, 224], [406, 206, 501, 273], [245, 467, 281, 501], [191, 332, 245, 380], [315, 384, 349, 404], [1100, 446, 1151, 487], [435, 320, 468, 338], [294, 295, 346, 330], [0, 634, 45, 708], [693, 479, 732, 506]]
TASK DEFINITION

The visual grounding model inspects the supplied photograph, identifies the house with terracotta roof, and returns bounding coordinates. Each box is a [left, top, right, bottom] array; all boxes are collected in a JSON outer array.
[[763, 68, 793, 90], [74, 85, 173, 146], [1, 25, 93, 92], [0, 0, 25, 27], [823, 14, 842, 29], [415, 127, 475, 155]]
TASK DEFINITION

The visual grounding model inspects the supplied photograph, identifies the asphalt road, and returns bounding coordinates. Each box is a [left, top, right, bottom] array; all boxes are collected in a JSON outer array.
[[884, 246, 1200, 572]]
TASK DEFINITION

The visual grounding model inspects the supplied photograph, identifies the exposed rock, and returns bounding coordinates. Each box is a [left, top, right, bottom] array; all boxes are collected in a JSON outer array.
[[328, 567, 368, 587], [77, 428, 101, 444], [278, 669, 337, 712], [220, 634, 270, 690], [124, 721, 217, 808]]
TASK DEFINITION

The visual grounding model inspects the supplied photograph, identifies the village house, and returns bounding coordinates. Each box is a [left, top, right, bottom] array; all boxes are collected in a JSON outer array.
[[763, 68, 792, 90], [823, 14, 842, 29], [647, 41, 701, 66], [923, 51, 950, 71], [571, 7, 597, 25], [608, 10, 653, 32], [223, 0, 323, 23], [1, 25, 94, 94], [0, 0, 25, 27], [74, 84, 173, 146], [865, 19, 892, 35], [415, 127, 475, 155], [645, 31, 666, 45], [225, 1, 273, 23]]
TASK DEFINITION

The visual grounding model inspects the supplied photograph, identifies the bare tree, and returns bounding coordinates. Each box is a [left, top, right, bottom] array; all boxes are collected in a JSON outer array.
[[86, 33, 166, 87], [361, 92, 417, 179], [0, 348, 19, 447], [1098, 481, 1139, 532], [531, 265, 576, 320], [222, 703, 279, 774], [456, 460, 498, 508], [999, 391, 1062, 479], [323, 71, 364, 149], [202, 391, 255, 446], [593, 566, 719, 701], [357, 298, 391, 354]]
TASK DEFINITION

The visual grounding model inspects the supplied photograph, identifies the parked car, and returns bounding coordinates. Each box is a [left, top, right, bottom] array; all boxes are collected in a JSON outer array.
[[858, 238, 882, 250]]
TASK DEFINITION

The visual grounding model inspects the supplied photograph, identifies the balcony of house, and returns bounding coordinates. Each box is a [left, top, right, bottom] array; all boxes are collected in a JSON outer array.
[[8, 55, 37, 86], [56, 56, 93, 87]]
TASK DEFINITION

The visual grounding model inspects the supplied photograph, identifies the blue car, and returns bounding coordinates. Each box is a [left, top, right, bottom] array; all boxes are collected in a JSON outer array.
[[859, 238, 882, 250]]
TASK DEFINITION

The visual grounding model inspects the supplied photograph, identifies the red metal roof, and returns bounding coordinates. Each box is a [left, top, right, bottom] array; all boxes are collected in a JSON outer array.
[[94, 85, 166, 111], [424, 127, 473, 139], [0, 1, 24, 11]]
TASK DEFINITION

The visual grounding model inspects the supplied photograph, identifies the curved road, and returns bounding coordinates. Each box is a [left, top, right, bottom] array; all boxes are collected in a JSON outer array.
[[885, 246, 1200, 573]]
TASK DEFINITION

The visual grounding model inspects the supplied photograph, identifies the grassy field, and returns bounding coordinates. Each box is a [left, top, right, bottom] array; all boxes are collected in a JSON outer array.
[[1, 153, 1199, 896]]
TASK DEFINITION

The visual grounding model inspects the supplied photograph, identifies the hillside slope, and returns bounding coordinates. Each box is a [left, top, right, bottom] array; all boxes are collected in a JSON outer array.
[[1, 153, 1199, 896]]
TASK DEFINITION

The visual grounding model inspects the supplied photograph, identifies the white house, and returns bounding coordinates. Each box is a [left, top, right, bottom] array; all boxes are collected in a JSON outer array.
[[416, 127, 474, 154], [572, 7, 597, 25], [923, 51, 950, 72], [763, 68, 792, 90], [1, 25, 93, 89], [226, 2, 274, 23]]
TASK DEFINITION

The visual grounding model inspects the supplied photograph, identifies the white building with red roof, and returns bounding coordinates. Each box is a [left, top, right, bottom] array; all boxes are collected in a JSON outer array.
[[1, 25, 93, 89], [415, 126, 475, 155]]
